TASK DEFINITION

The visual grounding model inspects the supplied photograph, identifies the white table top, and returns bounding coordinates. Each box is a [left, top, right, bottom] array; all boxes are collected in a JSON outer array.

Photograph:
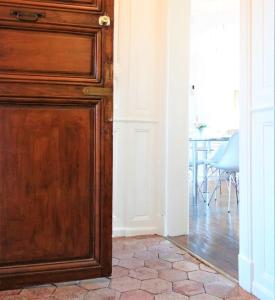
[[189, 136, 230, 142]]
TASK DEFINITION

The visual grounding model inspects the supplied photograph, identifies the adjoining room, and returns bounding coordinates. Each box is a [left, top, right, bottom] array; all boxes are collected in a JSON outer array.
[[170, 0, 240, 279]]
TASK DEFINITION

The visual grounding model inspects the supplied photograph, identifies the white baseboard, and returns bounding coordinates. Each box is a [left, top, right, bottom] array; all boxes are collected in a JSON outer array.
[[252, 281, 275, 300], [238, 254, 253, 293], [112, 226, 162, 238]]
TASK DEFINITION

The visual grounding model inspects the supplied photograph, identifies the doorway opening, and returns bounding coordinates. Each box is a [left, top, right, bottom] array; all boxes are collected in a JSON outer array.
[[170, 0, 240, 280]]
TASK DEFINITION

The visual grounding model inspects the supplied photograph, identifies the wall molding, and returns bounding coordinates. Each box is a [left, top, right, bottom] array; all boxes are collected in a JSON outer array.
[[250, 105, 275, 113]]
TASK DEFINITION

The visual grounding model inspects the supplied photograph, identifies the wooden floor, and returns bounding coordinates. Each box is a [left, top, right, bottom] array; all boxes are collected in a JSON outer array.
[[170, 181, 239, 279]]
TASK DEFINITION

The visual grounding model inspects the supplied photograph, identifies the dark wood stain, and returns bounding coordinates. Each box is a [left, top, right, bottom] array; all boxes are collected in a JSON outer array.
[[0, 0, 113, 290]]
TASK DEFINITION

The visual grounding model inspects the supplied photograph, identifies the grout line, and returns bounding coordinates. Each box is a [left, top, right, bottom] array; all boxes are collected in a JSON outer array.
[[166, 236, 239, 284]]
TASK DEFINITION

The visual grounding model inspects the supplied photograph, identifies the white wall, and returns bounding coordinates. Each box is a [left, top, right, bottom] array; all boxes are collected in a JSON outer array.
[[190, 0, 240, 133], [113, 0, 167, 237], [113, 0, 190, 237]]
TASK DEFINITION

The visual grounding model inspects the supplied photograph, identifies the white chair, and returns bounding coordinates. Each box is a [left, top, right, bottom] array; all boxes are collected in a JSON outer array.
[[206, 141, 228, 165], [204, 141, 228, 198], [207, 133, 239, 212]]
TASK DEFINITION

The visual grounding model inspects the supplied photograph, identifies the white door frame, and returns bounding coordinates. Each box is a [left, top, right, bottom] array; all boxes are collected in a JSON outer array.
[[238, 0, 253, 292], [164, 0, 191, 236], [165, 1, 274, 298]]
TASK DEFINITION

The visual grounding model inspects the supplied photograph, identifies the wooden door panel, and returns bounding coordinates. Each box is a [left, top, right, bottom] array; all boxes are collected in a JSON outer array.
[[0, 4, 100, 28], [0, 28, 101, 83], [0, 0, 102, 11], [0, 103, 99, 264], [0, 0, 113, 291], [35, 0, 100, 6]]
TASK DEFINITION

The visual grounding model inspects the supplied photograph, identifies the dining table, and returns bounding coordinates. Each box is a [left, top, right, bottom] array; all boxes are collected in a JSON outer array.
[[189, 135, 230, 204]]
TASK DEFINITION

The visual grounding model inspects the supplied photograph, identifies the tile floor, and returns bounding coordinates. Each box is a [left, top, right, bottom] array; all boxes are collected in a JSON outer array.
[[0, 236, 257, 300]]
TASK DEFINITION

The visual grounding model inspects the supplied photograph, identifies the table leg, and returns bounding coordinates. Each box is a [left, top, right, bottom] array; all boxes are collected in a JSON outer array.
[[203, 141, 210, 202], [192, 141, 198, 205]]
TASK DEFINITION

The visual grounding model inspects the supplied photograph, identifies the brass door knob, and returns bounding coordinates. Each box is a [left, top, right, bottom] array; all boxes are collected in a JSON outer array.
[[99, 15, 111, 27]]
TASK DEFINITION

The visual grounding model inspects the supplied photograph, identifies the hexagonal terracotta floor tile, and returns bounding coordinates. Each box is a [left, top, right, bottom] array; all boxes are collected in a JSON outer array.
[[226, 296, 257, 300], [134, 250, 158, 260], [205, 282, 239, 298], [85, 288, 120, 300], [55, 280, 80, 287], [111, 266, 129, 278], [1, 295, 28, 300], [112, 258, 119, 266], [148, 245, 173, 252], [141, 279, 172, 294], [141, 278, 172, 294], [20, 285, 56, 298], [143, 237, 163, 247], [188, 271, 221, 284], [53, 285, 87, 299], [190, 293, 221, 300], [237, 287, 259, 299], [113, 239, 125, 251], [173, 280, 204, 296], [144, 259, 172, 270], [0, 289, 21, 299], [159, 240, 175, 247], [129, 267, 158, 280], [155, 292, 189, 300], [174, 248, 187, 255], [110, 276, 141, 293], [157, 248, 182, 256], [123, 241, 147, 251], [226, 297, 246, 300], [216, 275, 236, 287], [183, 253, 200, 264], [173, 261, 199, 272], [119, 258, 144, 270], [113, 249, 134, 260], [80, 277, 110, 290], [159, 269, 188, 282], [199, 264, 217, 273], [159, 253, 185, 263], [120, 290, 154, 300]]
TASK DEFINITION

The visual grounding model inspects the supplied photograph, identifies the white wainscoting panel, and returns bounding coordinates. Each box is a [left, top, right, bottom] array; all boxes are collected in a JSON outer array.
[[113, 121, 163, 237], [251, 109, 274, 300], [251, 0, 274, 108], [113, 0, 166, 236], [248, 0, 275, 298]]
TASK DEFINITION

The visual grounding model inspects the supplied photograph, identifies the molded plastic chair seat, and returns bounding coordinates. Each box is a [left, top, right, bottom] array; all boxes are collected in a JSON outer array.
[[204, 141, 228, 166], [210, 162, 239, 172], [207, 132, 239, 212], [209, 133, 239, 171]]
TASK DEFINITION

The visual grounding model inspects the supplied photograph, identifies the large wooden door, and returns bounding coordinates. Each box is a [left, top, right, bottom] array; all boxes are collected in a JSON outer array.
[[0, 0, 113, 290]]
